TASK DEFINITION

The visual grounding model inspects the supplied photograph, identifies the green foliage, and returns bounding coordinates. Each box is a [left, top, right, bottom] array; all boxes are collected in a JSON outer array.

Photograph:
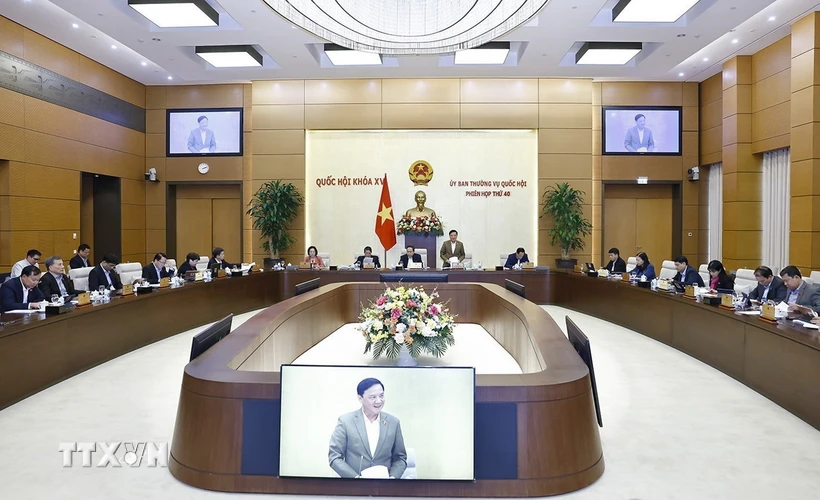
[[246, 180, 304, 258], [540, 182, 592, 260]]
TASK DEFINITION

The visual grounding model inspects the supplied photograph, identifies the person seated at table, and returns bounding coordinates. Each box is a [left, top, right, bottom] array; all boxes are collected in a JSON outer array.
[[305, 246, 325, 268], [208, 247, 234, 270], [749, 266, 787, 304], [672, 255, 704, 286], [780, 266, 820, 318], [603, 247, 626, 273], [142, 252, 171, 284], [504, 247, 529, 269], [177, 252, 200, 276], [69, 244, 92, 269], [398, 245, 423, 268], [38, 256, 76, 299], [88, 254, 123, 293], [630, 252, 656, 281], [0, 265, 46, 312], [11, 249, 41, 279], [354, 246, 381, 269], [706, 260, 734, 292]]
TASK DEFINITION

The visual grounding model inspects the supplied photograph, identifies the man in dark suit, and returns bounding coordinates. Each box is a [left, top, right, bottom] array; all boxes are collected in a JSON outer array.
[[355, 246, 381, 269], [0, 265, 46, 312], [38, 256, 76, 299], [69, 244, 92, 269], [672, 255, 704, 286], [88, 254, 123, 293], [177, 252, 200, 277], [749, 266, 788, 303], [208, 247, 233, 270], [603, 247, 627, 273], [780, 266, 820, 319], [398, 245, 423, 268], [504, 247, 529, 269], [142, 252, 171, 284]]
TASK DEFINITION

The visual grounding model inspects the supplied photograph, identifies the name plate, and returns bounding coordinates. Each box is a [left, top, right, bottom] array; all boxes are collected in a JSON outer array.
[[761, 303, 777, 322], [720, 293, 734, 308], [299, 262, 312, 269], [195, 271, 203, 281], [622, 272, 630, 282], [77, 292, 90, 306], [217, 269, 227, 278], [684, 285, 695, 297], [522, 262, 535, 270], [160, 277, 170, 288], [408, 262, 422, 270], [574, 265, 581, 273], [122, 283, 134, 296], [363, 263, 375, 269]]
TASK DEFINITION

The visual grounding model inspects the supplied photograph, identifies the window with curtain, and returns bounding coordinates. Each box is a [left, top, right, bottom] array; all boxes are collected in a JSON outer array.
[[707, 163, 723, 262], [762, 148, 790, 273]]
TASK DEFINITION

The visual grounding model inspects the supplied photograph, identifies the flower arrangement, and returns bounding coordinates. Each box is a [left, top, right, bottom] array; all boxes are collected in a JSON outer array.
[[358, 286, 456, 360], [396, 215, 444, 236]]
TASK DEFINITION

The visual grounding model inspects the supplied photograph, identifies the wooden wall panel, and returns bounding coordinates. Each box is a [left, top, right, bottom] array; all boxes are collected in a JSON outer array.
[[304, 104, 382, 129], [304, 80, 381, 104], [382, 79, 460, 103], [601, 82, 683, 106], [252, 81, 305, 105], [0, 16, 25, 57], [460, 103, 538, 128], [253, 105, 305, 130], [166, 85, 244, 109], [382, 104, 460, 129], [460, 79, 538, 103]]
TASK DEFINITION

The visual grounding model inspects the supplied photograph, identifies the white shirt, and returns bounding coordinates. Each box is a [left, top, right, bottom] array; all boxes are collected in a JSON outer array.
[[155, 264, 164, 280], [10, 259, 32, 278], [362, 409, 381, 459], [201, 130, 207, 146], [638, 128, 644, 145], [80, 257, 89, 267], [102, 268, 113, 287], [450, 241, 456, 254], [51, 272, 67, 296], [21, 278, 29, 303]]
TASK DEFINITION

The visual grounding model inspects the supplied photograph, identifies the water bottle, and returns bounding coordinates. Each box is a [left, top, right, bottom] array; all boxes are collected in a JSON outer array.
[[651, 278, 658, 291]]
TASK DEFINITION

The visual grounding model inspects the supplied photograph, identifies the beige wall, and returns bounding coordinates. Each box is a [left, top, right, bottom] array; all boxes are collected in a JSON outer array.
[[0, 16, 145, 272]]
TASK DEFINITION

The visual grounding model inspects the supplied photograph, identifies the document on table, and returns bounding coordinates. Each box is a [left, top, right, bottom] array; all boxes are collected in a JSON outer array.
[[5, 309, 45, 314], [736, 310, 762, 316], [793, 320, 820, 329]]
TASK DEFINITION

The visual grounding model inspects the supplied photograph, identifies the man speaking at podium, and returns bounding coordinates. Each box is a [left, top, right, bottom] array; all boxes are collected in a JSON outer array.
[[328, 378, 407, 479]]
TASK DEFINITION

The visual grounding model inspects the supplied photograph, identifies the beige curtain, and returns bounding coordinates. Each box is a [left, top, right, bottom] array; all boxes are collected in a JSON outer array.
[[707, 163, 723, 262], [762, 149, 790, 273]]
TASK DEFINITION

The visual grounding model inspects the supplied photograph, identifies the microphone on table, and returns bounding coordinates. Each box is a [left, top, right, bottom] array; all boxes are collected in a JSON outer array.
[[359, 455, 364, 478]]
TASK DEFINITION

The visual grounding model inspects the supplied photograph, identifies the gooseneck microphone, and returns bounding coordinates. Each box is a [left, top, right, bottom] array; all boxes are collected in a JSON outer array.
[[359, 455, 364, 478]]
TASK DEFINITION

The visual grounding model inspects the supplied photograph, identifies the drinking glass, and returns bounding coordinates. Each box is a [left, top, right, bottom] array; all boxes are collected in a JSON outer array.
[[50, 294, 59, 304], [98, 285, 105, 294]]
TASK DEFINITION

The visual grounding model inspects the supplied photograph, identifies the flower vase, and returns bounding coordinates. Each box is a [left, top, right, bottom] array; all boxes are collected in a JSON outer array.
[[396, 344, 418, 367]]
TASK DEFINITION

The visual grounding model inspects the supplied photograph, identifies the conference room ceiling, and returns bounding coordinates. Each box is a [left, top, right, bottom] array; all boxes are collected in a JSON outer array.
[[3, 0, 818, 85]]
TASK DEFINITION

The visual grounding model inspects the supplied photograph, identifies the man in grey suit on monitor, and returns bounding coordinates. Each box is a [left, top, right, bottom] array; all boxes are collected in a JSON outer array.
[[623, 113, 655, 152], [187, 115, 217, 153], [328, 377, 407, 479]]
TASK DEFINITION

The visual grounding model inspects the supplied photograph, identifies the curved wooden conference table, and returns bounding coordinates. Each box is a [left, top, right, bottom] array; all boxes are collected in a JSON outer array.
[[0, 269, 817, 491]]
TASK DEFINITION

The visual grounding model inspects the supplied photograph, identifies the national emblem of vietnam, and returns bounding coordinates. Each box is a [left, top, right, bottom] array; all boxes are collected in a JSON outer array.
[[408, 160, 433, 186]]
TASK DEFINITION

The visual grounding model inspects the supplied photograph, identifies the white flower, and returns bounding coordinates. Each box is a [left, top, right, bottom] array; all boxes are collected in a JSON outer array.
[[373, 319, 384, 331], [421, 326, 436, 337], [396, 323, 407, 334], [426, 319, 436, 329], [416, 320, 425, 329], [395, 332, 405, 344]]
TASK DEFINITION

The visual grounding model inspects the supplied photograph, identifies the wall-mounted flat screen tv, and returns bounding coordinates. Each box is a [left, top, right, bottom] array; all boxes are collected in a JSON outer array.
[[166, 108, 243, 157], [602, 106, 682, 156]]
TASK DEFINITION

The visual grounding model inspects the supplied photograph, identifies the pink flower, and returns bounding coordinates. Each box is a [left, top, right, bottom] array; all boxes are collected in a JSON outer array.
[[376, 296, 387, 306], [428, 305, 440, 315], [391, 308, 402, 319], [406, 300, 417, 308]]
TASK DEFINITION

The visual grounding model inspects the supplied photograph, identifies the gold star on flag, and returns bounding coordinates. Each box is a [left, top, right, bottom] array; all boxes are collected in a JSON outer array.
[[377, 203, 393, 225]]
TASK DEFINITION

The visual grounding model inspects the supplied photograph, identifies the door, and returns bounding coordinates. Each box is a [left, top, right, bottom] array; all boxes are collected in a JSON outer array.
[[176, 198, 212, 263], [175, 184, 242, 265], [212, 198, 241, 263], [603, 185, 673, 265]]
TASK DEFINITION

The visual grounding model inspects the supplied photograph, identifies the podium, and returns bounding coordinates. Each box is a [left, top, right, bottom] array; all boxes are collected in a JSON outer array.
[[404, 232, 437, 269]]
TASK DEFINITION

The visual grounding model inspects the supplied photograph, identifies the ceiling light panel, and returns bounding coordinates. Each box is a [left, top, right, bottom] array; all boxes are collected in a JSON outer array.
[[128, 0, 219, 28], [324, 45, 382, 66], [575, 42, 642, 65], [455, 42, 510, 65], [613, 0, 700, 23], [196, 45, 263, 67]]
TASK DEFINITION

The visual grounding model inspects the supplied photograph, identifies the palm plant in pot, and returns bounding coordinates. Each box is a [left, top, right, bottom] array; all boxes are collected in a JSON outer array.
[[247, 180, 304, 268], [540, 182, 592, 269]]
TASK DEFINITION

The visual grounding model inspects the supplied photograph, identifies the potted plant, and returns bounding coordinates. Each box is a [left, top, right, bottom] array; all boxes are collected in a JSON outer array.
[[247, 180, 304, 268], [540, 182, 592, 269]]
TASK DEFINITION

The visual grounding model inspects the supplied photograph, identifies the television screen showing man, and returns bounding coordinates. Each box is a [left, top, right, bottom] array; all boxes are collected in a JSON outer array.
[[603, 108, 681, 154], [167, 109, 242, 156], [187, 115, 216, 153]]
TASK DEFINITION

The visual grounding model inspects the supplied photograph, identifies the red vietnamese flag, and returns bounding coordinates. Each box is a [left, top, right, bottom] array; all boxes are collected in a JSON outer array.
[[375, 174, 397, 251]]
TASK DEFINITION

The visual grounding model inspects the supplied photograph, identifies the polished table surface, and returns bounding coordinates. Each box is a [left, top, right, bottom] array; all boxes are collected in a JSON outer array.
[[1, 269, 818, 430]]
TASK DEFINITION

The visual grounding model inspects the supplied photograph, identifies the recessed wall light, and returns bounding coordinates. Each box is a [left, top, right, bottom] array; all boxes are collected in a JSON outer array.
[[72, 23, 79, 29], [127, 0, 219, 28], [612, 0, 700, 23], [195, 45, 263, 67], [575, 42, 642, 65], [454, 42, 510, 65], [324, 44, 382, 66]]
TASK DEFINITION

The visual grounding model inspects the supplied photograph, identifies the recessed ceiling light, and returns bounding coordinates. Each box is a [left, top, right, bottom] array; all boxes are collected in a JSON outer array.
[[769, 16, 776, 21], [613, 0, 700, 23], [141, 61, 148, 66], [454, 42, 510, 65], [195, 45, 263, 67], [72, 23, 79, 29], [703, 57, 708, 61], [167, 76, 173, 80], [575, 42, 642, 65], [111, 45, 117, 49], [731, 39, 738, 44], [324, 44, 382, 66], [127, 0, 219, 28], [679, 72, 684, 77]]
